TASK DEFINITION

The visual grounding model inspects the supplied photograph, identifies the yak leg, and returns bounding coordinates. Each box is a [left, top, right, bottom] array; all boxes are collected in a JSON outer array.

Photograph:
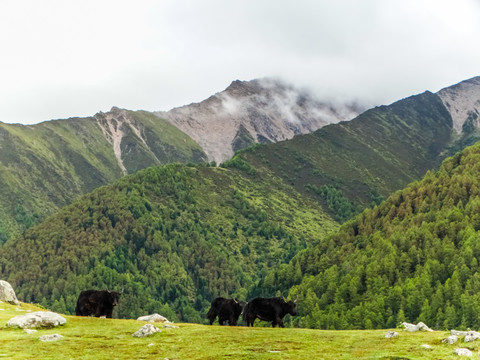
[[277, 316, 285, 328]]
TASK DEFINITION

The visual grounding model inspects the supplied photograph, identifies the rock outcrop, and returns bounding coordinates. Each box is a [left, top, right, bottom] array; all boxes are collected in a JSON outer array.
[[137, 313, 170, 323], [437, 76, 480, 133], [402, 322, 434, 332], [7, 311, 66, 329], [0, 280, 20, 305], [132, 324, 161, 337]]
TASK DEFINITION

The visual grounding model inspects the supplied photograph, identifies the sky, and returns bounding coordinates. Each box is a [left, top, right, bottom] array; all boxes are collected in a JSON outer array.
[[1, 0, 479, 125]]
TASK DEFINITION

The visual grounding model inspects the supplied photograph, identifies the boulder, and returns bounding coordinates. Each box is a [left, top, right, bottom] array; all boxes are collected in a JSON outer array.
[[137, 313, 171, 323], [385, 331, 398, 338], [464, 332, 480, 342], [132, 324, 161, 338], [442, 335, 459, 344], [402, 321, 434, 332], [454, 348, 472, 357], [7, 311, 66, 329], [450, 330, 480, 342], [39, 334, 63, 342], [0, 280, 20, 305], [451, 330, 474, 336]]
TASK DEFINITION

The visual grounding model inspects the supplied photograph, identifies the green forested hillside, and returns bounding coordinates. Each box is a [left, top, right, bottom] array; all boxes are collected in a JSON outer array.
[[0, 163, 337, 322], [237, 91, 454, 221], [0, 110, 206, 242], [267, 141, 480, 330]]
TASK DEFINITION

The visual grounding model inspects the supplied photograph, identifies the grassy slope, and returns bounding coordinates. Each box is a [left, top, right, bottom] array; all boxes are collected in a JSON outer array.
[[0, 112, 206, 242], [0, 302, 470, 360]]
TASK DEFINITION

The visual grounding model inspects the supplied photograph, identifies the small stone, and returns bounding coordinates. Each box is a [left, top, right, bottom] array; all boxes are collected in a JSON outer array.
[[454, 348, 472, 357], [24, 329, 37, 334], [421, 344, 432, 349], [385, 331, 398, 338], [163, 324, 179, 329], [442, 335, 458, 344], [39, 334, 63, 342], [132, 324, 161, 337]]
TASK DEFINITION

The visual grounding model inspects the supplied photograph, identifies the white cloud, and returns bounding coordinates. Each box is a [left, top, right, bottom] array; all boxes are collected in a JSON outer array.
[[0, 0, 479, 124]]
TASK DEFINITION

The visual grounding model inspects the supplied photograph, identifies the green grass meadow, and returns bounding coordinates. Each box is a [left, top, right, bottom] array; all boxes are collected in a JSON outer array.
[[0, 303, 477, 359]]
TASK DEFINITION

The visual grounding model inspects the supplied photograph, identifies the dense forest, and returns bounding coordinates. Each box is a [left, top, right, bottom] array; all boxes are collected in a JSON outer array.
[[259, 141, 480, 330], [0, 162, 336, 322]]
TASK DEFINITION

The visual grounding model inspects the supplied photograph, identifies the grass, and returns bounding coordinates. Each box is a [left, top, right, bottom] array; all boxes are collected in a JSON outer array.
[[0, 302, 477, 359]]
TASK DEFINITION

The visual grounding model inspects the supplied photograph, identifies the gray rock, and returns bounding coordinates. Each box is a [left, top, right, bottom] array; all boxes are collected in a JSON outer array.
[[137, 313, 171, 323], [7, 311, 66, 329], [132, 324, 161, 338], [39, 334, 63, 342], [454, 348, 472, 357], [451, 330, 477, 337], [464, 332, 480, 342], [163, 324, 179, 329], [442, 335, 459, 344], [0, 280, 20, 305], [385, 331, 398, 338], [402, 321, 434, 332]]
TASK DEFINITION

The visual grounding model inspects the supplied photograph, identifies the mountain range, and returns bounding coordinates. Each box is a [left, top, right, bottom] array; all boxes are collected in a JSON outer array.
[[1, 75, 480, 326], [0, 79, 361, 242]]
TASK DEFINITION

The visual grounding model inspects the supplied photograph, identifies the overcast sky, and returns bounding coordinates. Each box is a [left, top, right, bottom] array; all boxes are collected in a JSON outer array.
[[1, 0, 479, 124]]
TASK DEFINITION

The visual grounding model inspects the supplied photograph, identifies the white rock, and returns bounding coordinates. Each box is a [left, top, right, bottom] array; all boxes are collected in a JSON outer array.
[[132, 324, 161, 338], [385, 331, 398, 338], [464, 332, 480, 342], [454, 348, 472, 357], [137, 313, 171, 323], [163, 324, 179, 329], [7, 311, 66, 329], [451, 330, 469, 336], [39, 334, 63, 342], [442, 335, 458, 344], [0, 280, 20, 305], [421, 344, 432, 349], [24, 329, 37, 334], [402, 321, 434, 332]]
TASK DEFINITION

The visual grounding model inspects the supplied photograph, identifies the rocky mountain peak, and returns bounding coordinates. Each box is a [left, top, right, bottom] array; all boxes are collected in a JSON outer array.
[[437, 76, 480, 133], [155, 78, 364, 164]]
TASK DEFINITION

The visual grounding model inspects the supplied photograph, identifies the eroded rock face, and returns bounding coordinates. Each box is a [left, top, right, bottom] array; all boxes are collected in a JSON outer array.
[[7, 311, 66, 329], [437, 76, 480, 133], [0, 280, 20, 305], [157, 78, 364, 164]]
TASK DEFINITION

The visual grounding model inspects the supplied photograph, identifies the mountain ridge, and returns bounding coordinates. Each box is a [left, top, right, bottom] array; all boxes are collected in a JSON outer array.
[[155, 78, 364, 164]]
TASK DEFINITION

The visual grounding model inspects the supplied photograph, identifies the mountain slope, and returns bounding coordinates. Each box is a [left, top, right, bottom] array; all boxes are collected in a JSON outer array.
[[231, 90, 453, 222], [271, 141, 480, 330], [156, 78, 364, 164], [0, 109, 207, 242], [0, 163, 337, 321]]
